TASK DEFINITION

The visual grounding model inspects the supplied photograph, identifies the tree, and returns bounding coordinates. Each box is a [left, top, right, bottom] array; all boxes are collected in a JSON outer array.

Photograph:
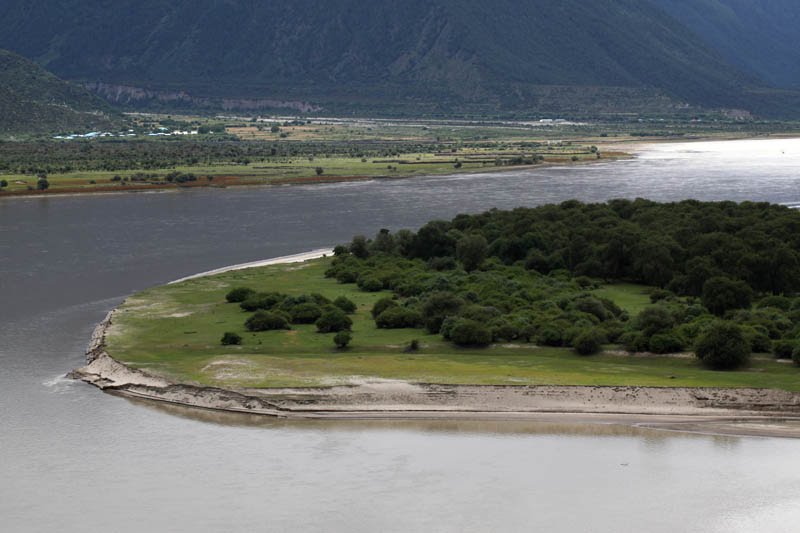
[[456, 234, 488, 272], [634, 306, 675, 337], [333, 331, 352, 349], [350, 235, 370, 259], [449, 319, 492, 347], [316, 308, 352, 333], [573, 329, 604, 355], [289, 302, 323, 324], [421, 291, 464, 333], [245, 311, 290, 332], [225, 287, 255, 303], [333, 296, 357, 314], [221, 332, 242, 345], [0, 179, 8, 188], [37, 177, 50, 191], [702, 276, 752, 316], [315, 167, 324, 176], [694, 321, 750, 370]]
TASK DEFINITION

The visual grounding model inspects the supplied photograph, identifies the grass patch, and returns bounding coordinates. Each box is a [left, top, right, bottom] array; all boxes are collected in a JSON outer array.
[[104, 258, 800, 391]]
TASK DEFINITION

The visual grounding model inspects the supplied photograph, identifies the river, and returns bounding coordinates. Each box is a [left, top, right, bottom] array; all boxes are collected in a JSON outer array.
[[2, 138, 800, 532]]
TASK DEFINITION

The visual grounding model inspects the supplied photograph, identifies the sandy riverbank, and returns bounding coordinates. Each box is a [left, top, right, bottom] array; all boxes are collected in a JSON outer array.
[[72, 285, 800, 438]]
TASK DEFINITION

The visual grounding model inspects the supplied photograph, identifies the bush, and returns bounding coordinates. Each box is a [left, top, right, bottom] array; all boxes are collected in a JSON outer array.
[[404, 339, 420, 352], [421, 291, 464, 333], [702, 276, 753, 316], [694, 321, 750, 370], [573, 329, 604, 356], [245, 311, 291, 332], [240, 292, 286, 312], [649, 333, 684, 354], [793, 345, 800, 366], [758, 295, 792, 311], [635, 306, 675, 337], [225, 287, 255, 303], [537, 325, 564, 347], [316, 308, 353, 333], [333, 331, 352, 349], [772, 339, 797, 360], [358, 276, 384, 292], [375, 307, 423, 329], [220, 332, 242, 345], [333, 296, 357, 314], [449, 319, 493, 347], [371, 297, 397, 318], [620, 331, 650, 353], [289, 303, 323, 324]]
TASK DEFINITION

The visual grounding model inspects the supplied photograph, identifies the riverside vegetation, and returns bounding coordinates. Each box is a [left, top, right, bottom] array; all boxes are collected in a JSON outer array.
[[106, 200, 800, 390]]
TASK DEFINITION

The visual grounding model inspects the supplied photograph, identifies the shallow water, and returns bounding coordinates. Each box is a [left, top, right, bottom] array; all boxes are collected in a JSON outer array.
[[2, 138, 800, 532]]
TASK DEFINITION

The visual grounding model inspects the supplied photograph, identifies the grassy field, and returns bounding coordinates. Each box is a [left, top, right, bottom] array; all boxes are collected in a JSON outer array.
[[105, 258, 800, 391]]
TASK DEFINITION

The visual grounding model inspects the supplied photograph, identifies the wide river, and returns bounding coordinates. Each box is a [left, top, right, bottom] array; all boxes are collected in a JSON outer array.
[[2, 138, 800, 532]]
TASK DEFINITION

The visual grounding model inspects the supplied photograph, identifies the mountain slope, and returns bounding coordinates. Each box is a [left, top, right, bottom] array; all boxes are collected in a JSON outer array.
[[0, 49, 119, 134], [0, 0, 791, 116], [652, 0, 800, 89]]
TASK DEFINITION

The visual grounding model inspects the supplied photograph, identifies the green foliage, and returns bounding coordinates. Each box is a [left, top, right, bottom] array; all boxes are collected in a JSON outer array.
[[375, 307, 423, 329], [793, 345, 800, 367], [333, 296, 357, 314], [0, 179, 8, 188], [449, 318, 493, 347], [245, 311, 290, 332], [695, 321, 751, 370], [240, 292, 286, 312], [649, 333, 684, 354], [225, 287, 255, 303], [288, 302, 323, 324], [702, 276, 753, 316], [315, 308, 352, 333], [420, 291, 464, 333], [773, 339, 797, 360], [573, 329, 605, 356], [371, 297, 397, 319], [333, 330, 352, 349], [634, 306, 675, 337], [220, 332, 242, 346], [456, 234, 488, 272]]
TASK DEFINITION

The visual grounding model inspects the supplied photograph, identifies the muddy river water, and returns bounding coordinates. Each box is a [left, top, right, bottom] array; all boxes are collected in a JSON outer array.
[[2, 138, 800, 532]]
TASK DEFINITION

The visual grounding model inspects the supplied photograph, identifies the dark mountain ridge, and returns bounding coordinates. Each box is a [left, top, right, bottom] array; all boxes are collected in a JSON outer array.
[[1, 0, 798, 117]]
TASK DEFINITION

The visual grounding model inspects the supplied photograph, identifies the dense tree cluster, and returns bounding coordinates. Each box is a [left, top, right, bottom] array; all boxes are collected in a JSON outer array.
[[323, 200, 800, 369], [225, 288, 356, 335]]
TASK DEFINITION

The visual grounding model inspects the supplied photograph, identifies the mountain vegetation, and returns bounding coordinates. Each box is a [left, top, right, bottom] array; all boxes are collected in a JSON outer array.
[[0, 49, 120, 135], [1, 0, 798, 117]]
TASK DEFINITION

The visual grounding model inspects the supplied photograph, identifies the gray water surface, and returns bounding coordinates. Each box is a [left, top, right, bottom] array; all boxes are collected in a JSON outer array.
[[2, 138, 800, 532]]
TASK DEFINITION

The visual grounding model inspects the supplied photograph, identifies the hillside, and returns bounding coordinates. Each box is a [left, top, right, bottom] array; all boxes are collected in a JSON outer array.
[[0, 0, 797, 117], [653, 0, 800, 90], [0, 49, 119, 135]]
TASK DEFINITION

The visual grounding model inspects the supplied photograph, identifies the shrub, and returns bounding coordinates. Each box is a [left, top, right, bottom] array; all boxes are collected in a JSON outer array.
[[358, 276, 384, 292], [240, 292, 286, 312], [333, 331, 352, 349], [404, 339, 420, 352], [289, 302, 323, 324], [573, 329, 604, 356], [537, 325, 564, 347], [634, 306, 675, 337], [574, 297, 608, 321], [702, 277, 753, 316], [620, 332, 649, 353], [371, 297, 397, 318], [757, 295, 792, 311], [225, 287, 255, 303], [772, 339, 797, 360], [793, 345, 800, 366], [694, 321, 750, 370], [649, 289, 673, 303], [245, 311, 290, 332], [333, 296, 357, 314], [649, 333, 684, 354], [449, 319, 493, 347], [428, 256, 457, 271], [375, 307, 423, 329], [220, 332, 242, 346], [421, 291, 464, 333], [316, 308, 352, 333]]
